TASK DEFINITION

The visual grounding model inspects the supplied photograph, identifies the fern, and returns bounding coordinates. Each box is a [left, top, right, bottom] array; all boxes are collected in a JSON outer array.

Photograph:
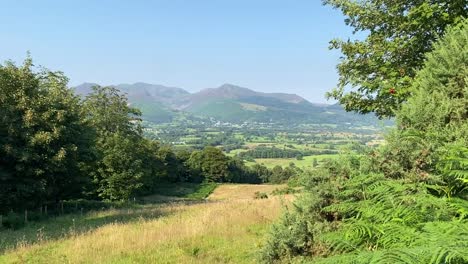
[[436, 144, 468, 198]]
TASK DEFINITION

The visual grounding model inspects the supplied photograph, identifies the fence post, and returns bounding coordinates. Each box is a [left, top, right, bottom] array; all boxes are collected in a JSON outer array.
[[24, 209, 28, 224], [61, 201, 64, 215], [80, 208, 83, 217], [45, 205, 48, 216], [0, 215, 3, 227]]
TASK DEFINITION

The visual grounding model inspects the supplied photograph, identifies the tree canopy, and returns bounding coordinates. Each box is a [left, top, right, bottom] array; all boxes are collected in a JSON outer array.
[[0, 58, 94, 209], [325, 0, 467, 117], [262, 18, 468, 264]]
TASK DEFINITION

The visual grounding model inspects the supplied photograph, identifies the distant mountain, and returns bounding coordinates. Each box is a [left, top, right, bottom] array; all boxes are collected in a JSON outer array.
[[180, 84, 327, 122], [72, 82, 383, 126], [185, 83, 310, 106], [74, 82, 189, 104], [73, 82, 99, 96], [73, 82, 188, 122]]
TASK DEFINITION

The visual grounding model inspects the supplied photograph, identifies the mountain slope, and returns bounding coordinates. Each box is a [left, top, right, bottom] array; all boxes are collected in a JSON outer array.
[[73, 82, 187, 122], [72, 82, 383, 125], [180, 84, 336, 123]]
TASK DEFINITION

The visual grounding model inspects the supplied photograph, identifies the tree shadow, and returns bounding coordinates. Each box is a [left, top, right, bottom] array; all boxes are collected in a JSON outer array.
[[0, 204, 174, 253]]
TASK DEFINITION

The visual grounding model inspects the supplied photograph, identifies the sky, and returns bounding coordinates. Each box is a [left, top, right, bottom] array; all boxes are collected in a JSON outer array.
[[0, 0, 355, 103]]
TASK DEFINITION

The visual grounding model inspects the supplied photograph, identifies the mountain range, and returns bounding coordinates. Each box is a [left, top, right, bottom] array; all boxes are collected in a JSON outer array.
[[73, 82, 380, 125]]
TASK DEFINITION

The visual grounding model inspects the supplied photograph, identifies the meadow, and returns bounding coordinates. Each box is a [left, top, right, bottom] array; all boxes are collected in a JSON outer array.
[[0, 184, 293, 264], [249, 154, 339, 168]]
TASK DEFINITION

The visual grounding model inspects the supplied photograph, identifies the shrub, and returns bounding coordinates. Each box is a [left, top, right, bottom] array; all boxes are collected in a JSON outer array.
[[254, 192, 268, 199], [384, 19, 468, 180], [271, 187, 299, 195], [2, 212, 24, 230]]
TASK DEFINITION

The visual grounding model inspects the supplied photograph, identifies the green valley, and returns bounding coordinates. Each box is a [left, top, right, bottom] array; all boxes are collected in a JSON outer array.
[[1, 1, 467, 264]]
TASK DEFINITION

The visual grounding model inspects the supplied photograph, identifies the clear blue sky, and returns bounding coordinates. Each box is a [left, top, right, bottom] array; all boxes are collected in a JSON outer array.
[[0, 0, 354, 103]]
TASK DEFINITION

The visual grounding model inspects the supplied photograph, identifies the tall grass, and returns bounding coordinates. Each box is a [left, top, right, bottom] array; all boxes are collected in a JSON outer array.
[[0, 184, 291, 264]]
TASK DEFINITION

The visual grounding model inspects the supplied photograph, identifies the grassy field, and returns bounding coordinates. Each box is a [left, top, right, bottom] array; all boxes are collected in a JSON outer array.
[[246, 154, 339, 168], [141, 182, 218, 203], [0, 184, 292, 264]]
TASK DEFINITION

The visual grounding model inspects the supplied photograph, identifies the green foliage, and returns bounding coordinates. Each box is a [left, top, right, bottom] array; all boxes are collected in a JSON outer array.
[[187, 147, 231, 182], [397, 19, 467, 136], [269, 165, 297, 184], [435, 144, 468, 198], [149, 182, 218, 200], [0, 58, 94, 212], [0, 57, 293, 228], [261, 20, 468, 263], [250, 164, 272, 183], [94, 133, 146, 201], [261, 155, 468, 263], [1, 212, 24, 230], [185, 182, 218, 199], [83, 85, 149, 201], [271, 187, 299, 195], [325, 0, 467, 117], [239, 146, 337, 159], [312, 158, 318, 167], [380, 19, 468, 180], [254, 191, 268, 199], [83, 85, 142, 136]]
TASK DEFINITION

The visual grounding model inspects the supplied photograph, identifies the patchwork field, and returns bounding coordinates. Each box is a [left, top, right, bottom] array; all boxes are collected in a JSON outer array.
[[0, 184, 292, 264], [246, 154, 339, 168]]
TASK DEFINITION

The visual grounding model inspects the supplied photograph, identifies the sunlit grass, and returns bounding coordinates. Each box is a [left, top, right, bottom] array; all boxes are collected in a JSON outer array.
[[0, 184, 291, 264]]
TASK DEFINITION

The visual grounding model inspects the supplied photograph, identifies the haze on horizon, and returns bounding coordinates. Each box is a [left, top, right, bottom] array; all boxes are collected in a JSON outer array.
[[0, 0, 354, 103]]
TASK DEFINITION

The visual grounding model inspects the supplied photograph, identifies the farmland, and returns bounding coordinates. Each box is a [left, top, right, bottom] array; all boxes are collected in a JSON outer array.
[[144, 119, 387, 169]]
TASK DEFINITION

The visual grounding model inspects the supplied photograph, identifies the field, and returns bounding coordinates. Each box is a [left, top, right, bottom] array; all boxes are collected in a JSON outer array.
[[250, 154, 339, 168], [0, 184, 292, 264]]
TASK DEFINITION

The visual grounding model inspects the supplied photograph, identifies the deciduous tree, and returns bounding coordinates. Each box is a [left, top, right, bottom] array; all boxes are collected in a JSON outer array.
[[325, 0, 467, 117]]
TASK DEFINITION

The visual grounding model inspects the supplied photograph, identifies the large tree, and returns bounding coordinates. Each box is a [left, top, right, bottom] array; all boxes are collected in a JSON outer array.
[[325, 0, 467, 117], [83, 85, 147, 200], [0, 58, 94, 211], [187, 147, 231, 182]]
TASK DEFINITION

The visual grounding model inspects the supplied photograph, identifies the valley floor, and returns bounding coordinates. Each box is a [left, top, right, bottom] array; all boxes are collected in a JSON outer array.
[[0, 184, 292, 264]]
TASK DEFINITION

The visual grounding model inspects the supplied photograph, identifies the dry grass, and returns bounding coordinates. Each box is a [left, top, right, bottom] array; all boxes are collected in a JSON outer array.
[[209, 184, 287, 200], [0, 184, 292, 264]]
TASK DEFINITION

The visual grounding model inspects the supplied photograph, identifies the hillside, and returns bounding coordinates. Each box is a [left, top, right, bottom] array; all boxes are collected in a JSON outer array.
[[73, 82, 185, 123], [0, 184, 292, 264], [74, 82, 382, 125]]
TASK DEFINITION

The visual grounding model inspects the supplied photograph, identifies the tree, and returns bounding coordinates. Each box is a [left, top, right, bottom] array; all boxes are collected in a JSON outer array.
[[83, 85, 146, 200], [324, 0, 467, 117], [312, 158, 319, 167], [385, 19, 468, 181], [0, 58, 94, 211], [155, 144, 183, 183], [94, 133, 146, 200], [83, 85, 141, 136], [270, 166, 284, 184], [251, 164, 272, 183], [187, 147, 231, 182], [397, 19, 467, 136]]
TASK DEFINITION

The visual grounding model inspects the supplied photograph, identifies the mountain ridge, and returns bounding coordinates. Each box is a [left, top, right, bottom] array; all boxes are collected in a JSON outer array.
[[73, 82, 378, 125]]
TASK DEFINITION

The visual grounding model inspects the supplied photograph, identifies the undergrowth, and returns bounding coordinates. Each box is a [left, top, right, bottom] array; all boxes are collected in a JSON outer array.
[[261, 19, 468, 264]]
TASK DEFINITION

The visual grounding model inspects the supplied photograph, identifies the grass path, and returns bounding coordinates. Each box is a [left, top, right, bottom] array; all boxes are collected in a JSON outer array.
[[0, 184, 292, 264]]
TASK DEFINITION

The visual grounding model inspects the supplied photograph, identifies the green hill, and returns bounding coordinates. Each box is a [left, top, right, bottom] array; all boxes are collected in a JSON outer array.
[[73, 82, 384, 126]]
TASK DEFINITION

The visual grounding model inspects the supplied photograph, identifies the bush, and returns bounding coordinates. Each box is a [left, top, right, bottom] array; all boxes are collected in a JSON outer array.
[[254, 192, 268, 199], [271, 187, 299, 195], [384, 19, 468, 180], [2, 212, 24, 230]]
